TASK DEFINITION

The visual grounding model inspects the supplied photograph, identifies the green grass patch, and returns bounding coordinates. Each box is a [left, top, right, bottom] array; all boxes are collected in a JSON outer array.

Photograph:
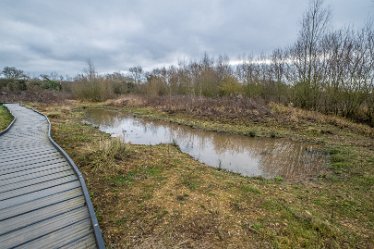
[[181, 173, 202, 191], [0, 105, 13, 131], [109, 172, 137, 186], [261, 199, 283, 212], [108, 166, 163, 187], [240, 184, 261, 195], [274, 176, 284, 182]]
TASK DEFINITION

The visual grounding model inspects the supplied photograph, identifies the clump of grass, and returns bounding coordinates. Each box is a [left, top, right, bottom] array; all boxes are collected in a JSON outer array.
[[87, 138, 130, 171], [261, 199, 283, 211], [246, 130, 257, 137], [109, 173, 136, 186], [274, 176, 283, 182], [330, 152, 347, 163], [101, 138, 129, 161], [250, 223, 264, 233], [176, 193, 189, 202], [108, 165, 162, 187], [327, 147, 356, 174], [240, 184, 261, 195], [181, 173, 202, 191], [47, 111, 61, 119], [270, 131, 278, 138]]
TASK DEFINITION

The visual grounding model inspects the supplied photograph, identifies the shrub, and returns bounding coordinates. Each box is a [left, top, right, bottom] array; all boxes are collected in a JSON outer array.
[[71, 79, 114, 101]]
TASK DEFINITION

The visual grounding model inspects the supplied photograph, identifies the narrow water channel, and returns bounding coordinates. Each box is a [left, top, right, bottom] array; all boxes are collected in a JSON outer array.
[[84, 109, 327, 180]]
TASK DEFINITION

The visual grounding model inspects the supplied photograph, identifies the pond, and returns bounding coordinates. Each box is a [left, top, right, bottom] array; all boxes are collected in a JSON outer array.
[[84, 109, 327, 180]]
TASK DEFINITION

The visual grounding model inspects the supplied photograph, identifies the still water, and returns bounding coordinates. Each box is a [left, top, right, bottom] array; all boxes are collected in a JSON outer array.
[[84, 109, 327, 180]]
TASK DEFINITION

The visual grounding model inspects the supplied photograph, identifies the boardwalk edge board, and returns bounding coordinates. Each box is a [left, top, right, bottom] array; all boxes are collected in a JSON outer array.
[[0, 104, 16, 136], [26, 106, 106, 249]]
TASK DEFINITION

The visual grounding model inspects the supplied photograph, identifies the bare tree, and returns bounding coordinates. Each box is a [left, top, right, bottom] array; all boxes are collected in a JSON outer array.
[[129, 66, 143, 84], [291, 0, 330, 109], [2, 66, 25, 80], [216, 55, 232, 82], [84, 59, 97, 81], [271, 49, 286, 101]]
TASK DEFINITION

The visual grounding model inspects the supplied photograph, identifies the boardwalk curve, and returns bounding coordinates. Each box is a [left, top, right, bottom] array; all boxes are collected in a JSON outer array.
[[0, 104, 105, 248]]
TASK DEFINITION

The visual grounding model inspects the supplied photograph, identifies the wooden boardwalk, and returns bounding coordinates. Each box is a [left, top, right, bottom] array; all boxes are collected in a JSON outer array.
[[0, 104, 105, 248]]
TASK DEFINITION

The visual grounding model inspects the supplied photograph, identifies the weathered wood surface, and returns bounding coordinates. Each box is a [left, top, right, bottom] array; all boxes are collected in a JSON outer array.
[[0, 104, 104, 249]]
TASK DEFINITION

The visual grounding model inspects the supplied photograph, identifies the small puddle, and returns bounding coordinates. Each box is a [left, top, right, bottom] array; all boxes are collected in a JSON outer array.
[[84, 109, 327, 180]]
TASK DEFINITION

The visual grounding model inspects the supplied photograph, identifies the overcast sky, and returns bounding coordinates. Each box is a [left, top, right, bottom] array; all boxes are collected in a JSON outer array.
[[0, 0, 373, 76]]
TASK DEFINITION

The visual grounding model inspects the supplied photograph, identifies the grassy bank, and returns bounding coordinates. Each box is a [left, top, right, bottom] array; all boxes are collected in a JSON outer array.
[[0, 105, 13, 131], [104, 96, 373, 144], [31, 100, 374, 248]]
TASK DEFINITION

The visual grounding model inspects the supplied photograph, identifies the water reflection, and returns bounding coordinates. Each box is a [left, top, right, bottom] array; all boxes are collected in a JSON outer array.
[[85, 109, 327, 180]]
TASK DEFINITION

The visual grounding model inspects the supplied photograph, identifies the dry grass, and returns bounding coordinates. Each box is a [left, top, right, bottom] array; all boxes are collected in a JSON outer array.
[[271, 103, 374, 138], [31, 101, 374, 249], [104, 95, 146, 107], [106, 95, 374, 139], [143, 96, 273, 123], [0, 89, 68, 103]]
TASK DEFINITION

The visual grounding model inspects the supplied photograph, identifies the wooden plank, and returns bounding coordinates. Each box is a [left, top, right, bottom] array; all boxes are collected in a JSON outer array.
[[0, 144, 49, 150], [0, 170, 75, 193], [0, 188, 83, 221], [0, 151, 61, 165], [0, 164, 71, 186], [0, 146, 53, 154], [0, 136, 47, 142], [59, 232, 97, 249], [0, 175, 78, 201], [0, 196, 85, 236], [0, 142, 50, 149], [0, 206, 90, 248], [0, 158, 67, 176], [15, 219, 95, 249], [0, 135, 45, 141], [0, 150, 58, 163], [0, 148, 56, 160], [0, 181, 81, 210], [0, 156, 65, 173], [0, 146, 52, 153]]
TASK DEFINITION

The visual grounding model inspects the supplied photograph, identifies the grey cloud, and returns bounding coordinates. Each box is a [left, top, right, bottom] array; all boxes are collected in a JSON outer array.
[[0, 0, 372, 76]]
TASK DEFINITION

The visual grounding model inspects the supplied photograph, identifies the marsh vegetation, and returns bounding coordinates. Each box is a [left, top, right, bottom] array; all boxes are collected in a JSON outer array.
[[26, 99, 373, 248]]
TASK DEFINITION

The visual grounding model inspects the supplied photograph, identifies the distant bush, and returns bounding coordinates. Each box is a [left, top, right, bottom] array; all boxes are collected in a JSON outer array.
[[70, 78, 135, 102], [145, 95, 272, 123], [71, 79, 114, 101], [0, 89, 68, 103], [0, 79, 27, 92], [218, 76, 242, 96]]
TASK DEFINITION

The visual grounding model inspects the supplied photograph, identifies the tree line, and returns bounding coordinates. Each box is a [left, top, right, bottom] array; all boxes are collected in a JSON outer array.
[[0, 66, 62, 92], [1, 0, 373, 125], [138, 0, 374, 125]]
